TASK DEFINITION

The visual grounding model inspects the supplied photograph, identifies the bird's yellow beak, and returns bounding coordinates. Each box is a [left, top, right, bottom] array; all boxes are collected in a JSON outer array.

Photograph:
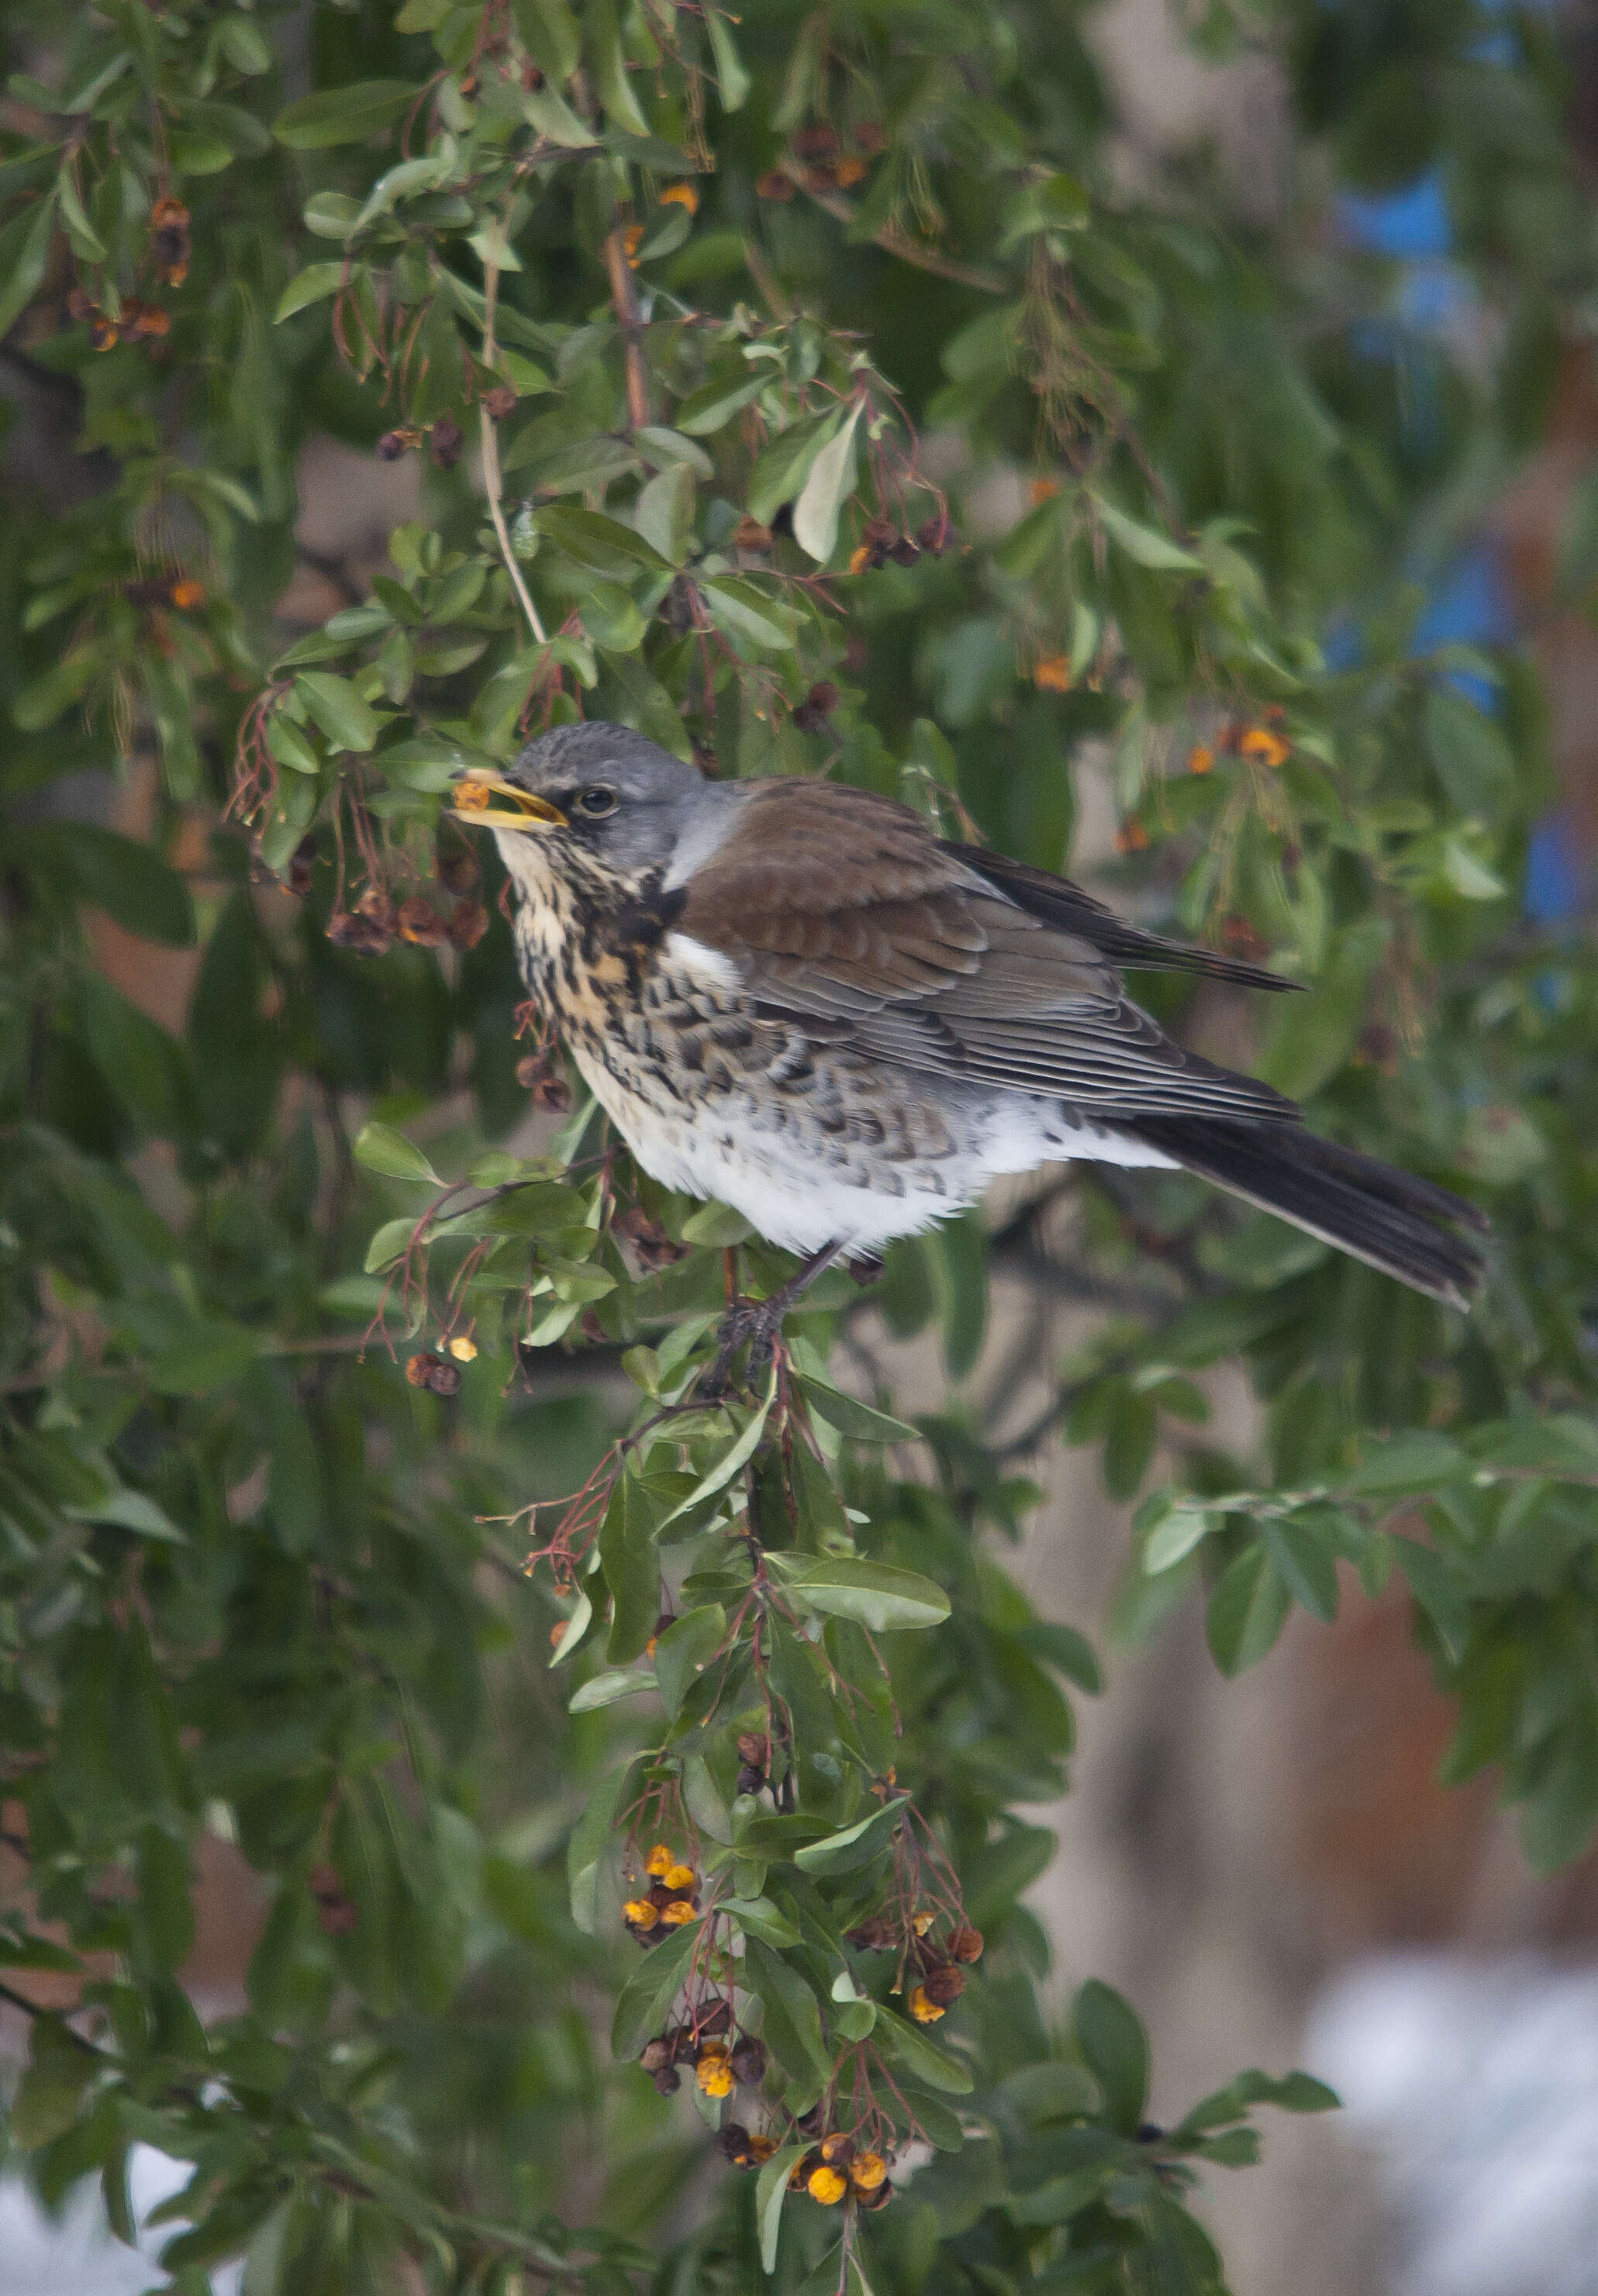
[[450, 769, 567, 831]]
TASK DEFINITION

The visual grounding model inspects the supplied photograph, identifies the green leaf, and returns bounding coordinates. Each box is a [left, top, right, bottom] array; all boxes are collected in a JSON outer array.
[[756, 2144, 808, 2274], [295, 671, 381, 753], [770, 1555, 950, 1634], [675, 369, 767, 436], [273, 81, 418, 150], [723, 1895, 802, 1947], [353, 1122, 441, 1186], [1391, 1536, 1471, 1666], [704, 6, 751, 110], [658, 1377, 775, 1528], [1074, 1979, 1148, 2132], [534, 505, 668, 578], [652, 1605, 726, 1722], [1000, 2062, 1101, 2124], [599, 1471, 660, 1664], [1175, 2068, 1338, 2136], [568, 1764, 627, 1934], [679, 1200, 753, 1245], [1424, 684, 1513, 814], [794, 1796, 906, 1877], [1092, 495, 1205, 573], [276, 268, 349, 328], [700, 578, 796, 654], [1344, 1431, 1469, 1496], [792, 399, 863, 564], [11, 2014, 94, 2146], [568, 1667, 655, 1712], [1205, 1542, 1291, 1676], [610, 1912, 702, 2060], [742, 1937, 832, 2084], [875, 2006, 974, 2094], [512, 0, 581, 82], [797, 1378, 919, 1445], [747, 409, 842, 526], [0, 191, 58, 340]]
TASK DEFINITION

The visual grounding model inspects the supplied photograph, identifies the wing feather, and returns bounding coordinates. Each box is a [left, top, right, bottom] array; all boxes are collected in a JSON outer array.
[[677, 781, 1299, 1123]]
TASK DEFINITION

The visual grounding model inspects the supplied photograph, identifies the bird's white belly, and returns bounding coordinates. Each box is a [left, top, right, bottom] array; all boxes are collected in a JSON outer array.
[[571, 1040, 1177, 1256]]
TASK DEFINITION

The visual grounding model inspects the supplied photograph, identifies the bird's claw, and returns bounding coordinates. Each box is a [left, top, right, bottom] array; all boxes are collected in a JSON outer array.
[[702, 1298, 788, 1400]]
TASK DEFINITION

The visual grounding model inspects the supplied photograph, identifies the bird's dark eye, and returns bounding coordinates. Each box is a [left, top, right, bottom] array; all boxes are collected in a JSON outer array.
[[577, 785, 617, 818]]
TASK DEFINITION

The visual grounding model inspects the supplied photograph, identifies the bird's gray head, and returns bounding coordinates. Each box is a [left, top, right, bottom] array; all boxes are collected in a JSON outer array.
[[451, 722, 733, 892]]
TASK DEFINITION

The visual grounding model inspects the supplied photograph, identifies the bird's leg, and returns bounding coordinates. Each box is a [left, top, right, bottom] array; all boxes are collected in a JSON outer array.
[[704, 1239, 846, 1397]]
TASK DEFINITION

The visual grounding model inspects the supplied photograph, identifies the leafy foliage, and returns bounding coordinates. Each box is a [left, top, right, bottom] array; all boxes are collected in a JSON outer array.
[[1, 0, 1594, 2291]]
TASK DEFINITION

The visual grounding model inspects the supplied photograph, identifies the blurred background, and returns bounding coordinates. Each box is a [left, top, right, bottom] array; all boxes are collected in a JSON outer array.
[[5, 1, 1598, 2290]]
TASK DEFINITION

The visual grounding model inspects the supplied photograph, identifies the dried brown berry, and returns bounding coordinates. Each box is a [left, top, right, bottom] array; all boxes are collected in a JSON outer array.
[[429, 415, 464, 468], [844, 634, 868, 675], [793, 123, 840, 161], [640, 2036, 675, 2074], [67, 285, 95, 324], [920, 1963, 967, 2008], [396, 896, 448, 947], [730, 2037, 768, 2085], [696, 2001, 732, 2039], [737, 1731, 769, 1767], [844, 1917, 893, 1951], [437, 849, 481, 894], [716, 2122, 754, 2162], [858, 2176, 892, 2210], [888, 537, 921, 566], [613, 1207, 685, 1270], [792, 681, 839, 734], [862, 514, 895, 549], [481, 384, 517, 421], [756, 169, 794, 202], [150, 195, 191, 286], [731, 515, 775, 553], [406, 1352, 461, 1397], [376, 428, 419, 461], [736, 1763, 766, 1795], [533, 1072, 572, 1112], [819, 2132, 854, 2166], [309, 1863, 357, 1935], [854, 122, 889, 156], [326, 910, 389, 954], [447, 898, 490, 951], [355, 886, 396, 930], [949, 1925, 985, 1963], [288, 836, 317, 899], [916, 514, 949, 554], [796, 2104, 827, 2138], [652, 2065, 682, 2094]]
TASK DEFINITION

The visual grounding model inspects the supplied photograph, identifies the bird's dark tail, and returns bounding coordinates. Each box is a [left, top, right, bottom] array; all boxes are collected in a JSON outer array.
[[1125, 1117, 1490, 1310]]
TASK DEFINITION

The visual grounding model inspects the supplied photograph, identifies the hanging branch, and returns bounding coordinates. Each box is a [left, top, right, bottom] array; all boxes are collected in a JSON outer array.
[[478, 239, 546, 646]]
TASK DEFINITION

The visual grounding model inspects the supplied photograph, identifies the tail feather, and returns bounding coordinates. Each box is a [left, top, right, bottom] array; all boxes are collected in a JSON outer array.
[[1127, 1117, 1489, 1309]]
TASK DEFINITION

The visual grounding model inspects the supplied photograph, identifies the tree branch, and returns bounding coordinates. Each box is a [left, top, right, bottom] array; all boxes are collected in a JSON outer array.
[[478, 243, 547, 647], [602, 223, 652, 431]]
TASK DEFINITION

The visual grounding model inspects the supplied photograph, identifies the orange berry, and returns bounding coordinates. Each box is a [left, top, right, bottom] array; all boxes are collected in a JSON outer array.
[[850, 2152, 887, 2191], [1028, 477, 1061, 506], [848, 544, 873, 576], [1033, 654, 1071, 692], [909, 1984, 944, 2023], [696, 2048, 733, 2097], [1186, 744, 1213, 775], [1238, 726, 1289, 768], [623, 1899, 660, 1929], [644, 1844, 673, 1877], [659, 1899, 697, 1926], [911, 1911, 935, 1937], [834, 155, 868, 187], [661, 1863, 695, 1893], [660, 181, 699, 214]]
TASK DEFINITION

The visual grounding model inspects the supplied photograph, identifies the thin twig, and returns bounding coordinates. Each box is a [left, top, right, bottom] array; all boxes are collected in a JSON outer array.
[[478, 240, 547, 645], [602, 223, 652, 430]]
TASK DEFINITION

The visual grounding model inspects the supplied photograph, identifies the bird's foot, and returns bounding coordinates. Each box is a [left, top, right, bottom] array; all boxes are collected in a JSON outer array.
[[699, 1238, 847, 1400], [702, 1296, 788, 1400]]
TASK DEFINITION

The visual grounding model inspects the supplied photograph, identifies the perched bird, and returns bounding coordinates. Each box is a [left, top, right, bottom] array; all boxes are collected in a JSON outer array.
[[453, 723, 1486, 1351]]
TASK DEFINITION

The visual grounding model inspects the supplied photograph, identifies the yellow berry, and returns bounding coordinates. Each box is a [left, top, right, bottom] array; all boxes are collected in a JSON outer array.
[[662, 1863, 696, 1892], [644, 1844, 673, 1877], [850, 2152, 887, 2191], [909, 1985, 944, 2023], [911, 1911, 935, 1936], [696, 2049, 733, 2097], [658, 1899, 697, 1925], [623, 1899, 659, 1929], [447, 1336, 477, 1362], [808, 2166, 847, 2205]]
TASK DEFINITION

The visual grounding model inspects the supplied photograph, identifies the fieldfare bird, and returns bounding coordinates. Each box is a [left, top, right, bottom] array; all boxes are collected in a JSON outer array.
[[452, 723, 1486, 1347]]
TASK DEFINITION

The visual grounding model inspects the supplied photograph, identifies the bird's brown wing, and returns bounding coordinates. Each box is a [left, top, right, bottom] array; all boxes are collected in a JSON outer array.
[[677, 780, 1299, 1124]]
